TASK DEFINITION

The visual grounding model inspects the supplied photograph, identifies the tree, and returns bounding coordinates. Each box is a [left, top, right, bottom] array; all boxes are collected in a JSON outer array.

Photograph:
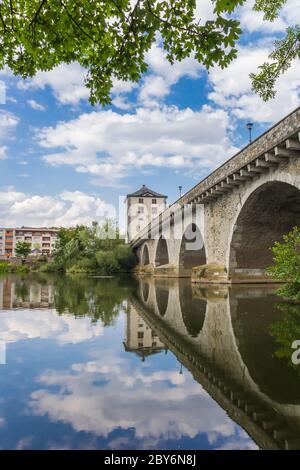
[[15, 241, 31, 259], [268, 226, 300, 301], [0, 0, 297, 105]]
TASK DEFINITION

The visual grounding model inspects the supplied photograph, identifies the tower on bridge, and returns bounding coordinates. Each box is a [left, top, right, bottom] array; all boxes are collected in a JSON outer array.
[[126, 185, 167, 242]]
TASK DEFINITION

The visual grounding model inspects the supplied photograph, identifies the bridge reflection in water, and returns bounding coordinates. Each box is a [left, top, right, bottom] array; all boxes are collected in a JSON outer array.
[[128, 278, 300, 450]]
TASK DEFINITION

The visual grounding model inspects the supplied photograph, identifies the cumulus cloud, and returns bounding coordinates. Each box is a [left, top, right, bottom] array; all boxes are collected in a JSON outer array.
[[0, 110, 18, 160], [0, 306, 103, 345], [37, 105, 237, 186], [28, 353, 254, 448], [208, 45, 300, 123], [18, 63, 89, 105], [27, 99, 46, 111], [18, 63, 137, 108], [238, 0, 300, 33], [0, 110, 18, 138], [0, 189, 113, 227]]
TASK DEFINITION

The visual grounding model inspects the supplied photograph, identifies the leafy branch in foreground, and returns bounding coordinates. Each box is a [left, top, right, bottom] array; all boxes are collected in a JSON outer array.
[[250, 26, 300, 101], [0, 0, 297, 105]]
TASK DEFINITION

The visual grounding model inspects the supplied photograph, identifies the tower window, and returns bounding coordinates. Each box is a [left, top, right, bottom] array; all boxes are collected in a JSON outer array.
[[139, 198, 143, 203]]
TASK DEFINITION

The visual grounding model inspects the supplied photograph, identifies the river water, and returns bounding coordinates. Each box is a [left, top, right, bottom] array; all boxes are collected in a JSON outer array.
[[0, 273, 299, 450]]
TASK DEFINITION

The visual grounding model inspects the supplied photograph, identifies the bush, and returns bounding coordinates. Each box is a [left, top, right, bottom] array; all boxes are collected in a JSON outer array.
[[0, 261, 9, 273], [96, 250, 119, 275], [67, 257, 98, 274], [114, 244, 137, 271], [268, 226, 300, 301]]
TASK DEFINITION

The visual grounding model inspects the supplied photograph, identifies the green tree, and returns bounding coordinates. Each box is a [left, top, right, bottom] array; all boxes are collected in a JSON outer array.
[[48, 220, 136, 274], [0, 0, 297, 105], [15, 241, 31, 259], [268, 226, 300, 301]]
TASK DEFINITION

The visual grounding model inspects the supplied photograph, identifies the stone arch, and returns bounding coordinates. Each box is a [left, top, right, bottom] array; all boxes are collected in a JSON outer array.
[[141, 279, 150, 302], [179, 280, 206, 337], [155, 236, 169, 267], [230, 290, 300, 404], [141, 244, 150, 265], [179, 223, 206, 276], [229, 181, 300, 281], [154, 279, 169, 317]]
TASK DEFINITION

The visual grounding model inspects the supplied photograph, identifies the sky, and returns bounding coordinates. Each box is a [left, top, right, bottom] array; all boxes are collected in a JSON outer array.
[[0, 0, 299, 229]]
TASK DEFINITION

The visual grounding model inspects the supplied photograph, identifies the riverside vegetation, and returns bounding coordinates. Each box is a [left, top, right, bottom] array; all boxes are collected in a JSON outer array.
[[0, 221, 137, 275], [42, 221, 137, 275]]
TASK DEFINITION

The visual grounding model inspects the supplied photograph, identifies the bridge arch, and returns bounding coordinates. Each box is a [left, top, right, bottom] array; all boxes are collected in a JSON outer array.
[[155, 236, 169, 267], [141, 279, 150, 302], [179, 280, 206, 337], [141, 244, 150, 265], [179, 223, 206, 276], [154, 279, 169, 317], [229, 180, 300, 280]]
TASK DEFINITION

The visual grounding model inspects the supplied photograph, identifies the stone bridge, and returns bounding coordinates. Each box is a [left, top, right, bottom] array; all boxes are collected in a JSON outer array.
[[131, 107, 300, 283], [130, 277, 300, 449]]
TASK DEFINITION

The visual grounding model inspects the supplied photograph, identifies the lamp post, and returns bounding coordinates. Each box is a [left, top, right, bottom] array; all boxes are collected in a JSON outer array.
[[246, 122, 253, 144], [179, 186, 182, 198]]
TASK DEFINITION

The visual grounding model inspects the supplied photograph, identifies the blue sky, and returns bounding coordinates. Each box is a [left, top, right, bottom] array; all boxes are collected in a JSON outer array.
[[0, 0, 299, 229]]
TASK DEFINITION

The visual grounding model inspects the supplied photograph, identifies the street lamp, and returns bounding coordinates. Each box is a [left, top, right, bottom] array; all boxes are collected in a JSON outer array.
[[246, 122, 254, 144]]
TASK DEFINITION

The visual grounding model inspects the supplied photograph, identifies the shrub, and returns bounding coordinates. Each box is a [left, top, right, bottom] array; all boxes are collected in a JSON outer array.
[[114, 244, 137, 271], [268, 226, 300, 301], [67, 257, 98, 274], [96, 250, 119, 275]]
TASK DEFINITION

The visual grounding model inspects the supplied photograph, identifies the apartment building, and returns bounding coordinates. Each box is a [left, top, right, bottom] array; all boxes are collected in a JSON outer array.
[[0, 227, 59, 257]]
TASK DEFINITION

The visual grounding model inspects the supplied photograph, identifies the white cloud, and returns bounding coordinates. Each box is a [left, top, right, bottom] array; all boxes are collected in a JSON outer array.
[[238, 0, 300, 33], [0, 189, 113, 227], [27, 99, 46, 111], [0, 146, 7, 160], [139, 43, 203, 105], [0, 110, 19, 138], [18, 63, 89, 105], [37, 105, 237, 185], [18, 63, 137, 108], [238, 0, 286, 33], [0, 111, 18, 160], [0, 307, 103, 345], [28, 353, 255, 448], [208, 45, 300, 123]]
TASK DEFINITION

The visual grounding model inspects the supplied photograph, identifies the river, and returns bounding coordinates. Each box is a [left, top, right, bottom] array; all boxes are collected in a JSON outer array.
[[0, 273, 299, 450]]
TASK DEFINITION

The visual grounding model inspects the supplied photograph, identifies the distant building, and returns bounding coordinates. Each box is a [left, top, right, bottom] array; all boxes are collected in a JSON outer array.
[[0, 227, 59, 258], [0, 278, 54, 309], [126, 185, 167, 242], [124, 304, 165, 361]]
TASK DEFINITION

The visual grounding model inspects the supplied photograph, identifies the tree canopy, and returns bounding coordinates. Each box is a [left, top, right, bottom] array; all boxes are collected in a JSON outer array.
[[15, 240, 31, 258], [0, 0, 298, 105]]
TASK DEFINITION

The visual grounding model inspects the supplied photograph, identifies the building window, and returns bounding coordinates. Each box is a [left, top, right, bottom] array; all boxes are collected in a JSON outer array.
[[138, 206, 144, 214], [152, 199, 157, 204], [152, 342, 157, 347], [138, 342, 143, 348], [151, 207, 157, 215], [137, 331, 144, 339], [136, 225, 140, 232], [139, 198, 143, 203]]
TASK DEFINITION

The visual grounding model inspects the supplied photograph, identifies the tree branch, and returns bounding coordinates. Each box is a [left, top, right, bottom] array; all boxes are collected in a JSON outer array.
[[29, 0, 47, 27]]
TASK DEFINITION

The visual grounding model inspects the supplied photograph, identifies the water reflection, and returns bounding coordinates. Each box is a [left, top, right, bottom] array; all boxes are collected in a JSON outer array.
[[0, 273, 300, 449]]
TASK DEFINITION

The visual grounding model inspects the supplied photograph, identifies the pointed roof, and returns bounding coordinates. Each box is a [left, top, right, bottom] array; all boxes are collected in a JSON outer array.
[[126, 184, 167, 198]]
